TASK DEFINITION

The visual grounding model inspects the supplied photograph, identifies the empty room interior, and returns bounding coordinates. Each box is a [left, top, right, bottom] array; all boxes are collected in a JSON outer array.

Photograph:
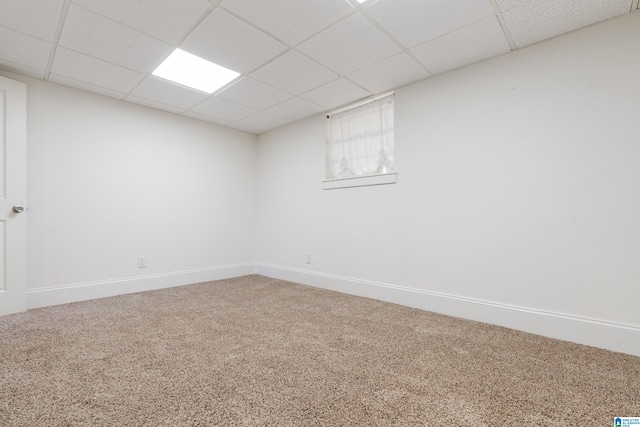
[[1, 0, 640, 425]]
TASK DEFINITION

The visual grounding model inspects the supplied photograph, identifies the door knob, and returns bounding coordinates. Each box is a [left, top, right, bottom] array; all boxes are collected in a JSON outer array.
[[12, 206, 24, 213]]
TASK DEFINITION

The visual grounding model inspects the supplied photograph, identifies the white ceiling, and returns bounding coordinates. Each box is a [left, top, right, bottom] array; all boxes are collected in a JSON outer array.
[[1, 0, 637, 134]]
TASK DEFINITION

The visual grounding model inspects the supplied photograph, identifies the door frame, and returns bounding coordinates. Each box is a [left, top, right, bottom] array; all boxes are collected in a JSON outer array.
[[0, 74, 28, 316]]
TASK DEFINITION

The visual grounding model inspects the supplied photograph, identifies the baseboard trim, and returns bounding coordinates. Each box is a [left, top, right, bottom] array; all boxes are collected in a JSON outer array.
[[27, 263, 256, 309], [255, 263, 640, 357]]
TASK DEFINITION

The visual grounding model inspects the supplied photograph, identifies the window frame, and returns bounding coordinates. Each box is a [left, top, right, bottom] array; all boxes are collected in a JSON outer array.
[[323, 91, 396, 190]]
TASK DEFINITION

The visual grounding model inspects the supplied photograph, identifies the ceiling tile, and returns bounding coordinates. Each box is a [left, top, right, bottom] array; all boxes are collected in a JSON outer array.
[[0, 0, 634, 135], [184, 110, 232, 125], [497, 0, 631, 47], [234, 112, 291, 134], [365, 0, 495, 48], [190, 97, 258, 122], [0, 61, 46, 80], [266, 97, 325, 121], [72, 0, 212, 44], [297, 13, 402, 75], [300, 78, 370, 110], [411, 16, 511, 75], [59, 5, 170, 72], [47, 74, 126, 99], [128, 76, 210, 110], [250, 50, 337, 95], [0, 27, 51, 71], [217, 78, 292, 110], [50, 48, 144, 93], [126, 96, 187, 114], [220, 0, 354, 46], [348, 52, 431, 94], [181, 8, 287, 74], [0, 0, 64, 42]]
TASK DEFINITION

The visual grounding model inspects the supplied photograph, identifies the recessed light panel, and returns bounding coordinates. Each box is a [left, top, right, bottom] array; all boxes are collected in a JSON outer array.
[[152, 48, 240, 94]]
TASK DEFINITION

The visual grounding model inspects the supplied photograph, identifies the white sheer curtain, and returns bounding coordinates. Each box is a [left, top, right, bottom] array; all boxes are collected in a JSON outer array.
[[326, 94, 394, 180]]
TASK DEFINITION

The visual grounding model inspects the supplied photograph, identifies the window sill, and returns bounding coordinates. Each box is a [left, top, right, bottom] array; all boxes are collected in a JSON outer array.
[[322, 172, 397, 190]]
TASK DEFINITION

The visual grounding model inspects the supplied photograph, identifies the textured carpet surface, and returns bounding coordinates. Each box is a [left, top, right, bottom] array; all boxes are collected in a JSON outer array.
[[0, 275, 638, 426]]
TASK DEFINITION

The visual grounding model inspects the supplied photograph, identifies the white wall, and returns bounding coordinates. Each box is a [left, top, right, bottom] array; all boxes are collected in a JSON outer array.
[[0, 72, 258, 306], [255, 12, 640, 356], [2, 11, 639, 357]]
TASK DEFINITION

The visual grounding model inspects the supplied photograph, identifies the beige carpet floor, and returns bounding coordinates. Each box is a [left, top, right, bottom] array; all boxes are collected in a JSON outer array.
[[0, 275, 638, 426]]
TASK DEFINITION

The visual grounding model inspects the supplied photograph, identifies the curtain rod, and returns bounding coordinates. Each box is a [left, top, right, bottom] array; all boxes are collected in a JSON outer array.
[[326, 91, 394, 117]]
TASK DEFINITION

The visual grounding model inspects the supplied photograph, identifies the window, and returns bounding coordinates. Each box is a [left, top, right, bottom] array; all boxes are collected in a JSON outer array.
[[324, 93, 396, 189]]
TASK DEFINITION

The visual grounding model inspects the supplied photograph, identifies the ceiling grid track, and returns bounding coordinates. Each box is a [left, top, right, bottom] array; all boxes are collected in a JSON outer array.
[[358, 8, 435, 76], [488, 0, 517, 50], [2, 0, 634, 134], [123, 2, 221, 103], [141, 4, 218, 78], [44, 0, 72, 81]]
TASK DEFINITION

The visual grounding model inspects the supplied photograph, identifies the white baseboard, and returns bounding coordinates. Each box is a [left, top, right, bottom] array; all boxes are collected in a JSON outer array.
[[27, 262, 640, 357], [256, 263, 640, 358], [27, 263, 256, 309]]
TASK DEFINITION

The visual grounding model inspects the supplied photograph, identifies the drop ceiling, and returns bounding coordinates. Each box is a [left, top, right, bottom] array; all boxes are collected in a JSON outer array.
[[1, 0, 637, 134]]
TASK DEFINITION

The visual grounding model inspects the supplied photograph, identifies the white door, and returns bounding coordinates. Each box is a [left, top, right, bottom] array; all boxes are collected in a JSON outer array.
[[0, 75, 27, 316]]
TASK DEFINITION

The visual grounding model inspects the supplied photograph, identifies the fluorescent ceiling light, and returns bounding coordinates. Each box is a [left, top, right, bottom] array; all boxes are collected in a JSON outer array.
[[152, 49, 240, 94], [355, 0, 369, 3]]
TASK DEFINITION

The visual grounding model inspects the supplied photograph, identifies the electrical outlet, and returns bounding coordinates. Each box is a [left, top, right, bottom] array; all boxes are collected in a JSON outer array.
[[306, 253, 312, 264], [137, 256, 146, 268]]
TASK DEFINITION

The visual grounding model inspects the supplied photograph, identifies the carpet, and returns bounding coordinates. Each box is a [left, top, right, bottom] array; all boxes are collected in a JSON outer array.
[[1, 275, 638, 426]]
